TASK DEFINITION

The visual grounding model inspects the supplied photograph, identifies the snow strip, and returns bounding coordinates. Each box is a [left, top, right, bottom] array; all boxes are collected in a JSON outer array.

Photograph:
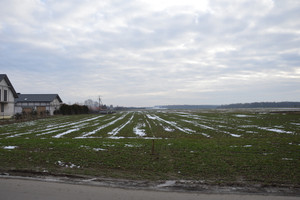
[[258, 127, 294, 134], [6, 131, 33, 138], [222, 131, 241, 137], [108, 114, 135, 136], [78, 113, 129, 138], [146, 114, 196, 134], [291, 123, 300, 126], [3, 146, 18, 150], [52, 128, 79, 138], [38, 115, 104, 134], [235, 114, 254, 118], [40, 122, 88, 137]]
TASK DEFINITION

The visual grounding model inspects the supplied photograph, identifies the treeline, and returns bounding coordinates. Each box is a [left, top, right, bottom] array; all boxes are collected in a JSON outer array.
[[156, 105, 218, 109], [218, 102, 300, 109], [58, 104, 89, 115]]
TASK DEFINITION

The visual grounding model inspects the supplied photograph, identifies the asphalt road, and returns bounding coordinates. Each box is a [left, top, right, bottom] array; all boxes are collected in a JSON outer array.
[[0, 178, 299, 200]]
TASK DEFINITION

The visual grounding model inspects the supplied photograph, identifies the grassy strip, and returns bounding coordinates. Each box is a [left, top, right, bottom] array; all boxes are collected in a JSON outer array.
[[0, 110, 299, 187], [0, 136, 299, 185]]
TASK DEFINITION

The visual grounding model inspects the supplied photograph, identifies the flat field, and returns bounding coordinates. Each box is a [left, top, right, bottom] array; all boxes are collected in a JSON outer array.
[[0, 109, 299, 186]]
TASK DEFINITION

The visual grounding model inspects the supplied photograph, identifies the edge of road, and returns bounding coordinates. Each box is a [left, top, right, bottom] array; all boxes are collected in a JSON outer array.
[[0, 171, 299, 197]]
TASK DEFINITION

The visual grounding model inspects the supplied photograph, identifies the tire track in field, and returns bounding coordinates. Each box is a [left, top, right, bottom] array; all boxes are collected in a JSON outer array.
[[146, 114, 197, 135], [171, 112, 241, 138], [77, 112, 129, 138], [108, 113, 135, 136], [37, 115, 105, 137]]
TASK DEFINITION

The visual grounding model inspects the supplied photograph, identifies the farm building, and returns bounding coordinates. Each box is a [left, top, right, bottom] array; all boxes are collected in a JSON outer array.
[[15, 94, 62, 115], [0, 74, 18, 118]]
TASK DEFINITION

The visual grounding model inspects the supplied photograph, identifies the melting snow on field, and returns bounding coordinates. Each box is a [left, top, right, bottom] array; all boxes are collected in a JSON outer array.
[[52, 128, 79, 138], [93, 148, 107, 151], [3, 146, 18, 150], [235, 114, 254, 118], [125, 144, 142, 148], [291, 123, 300, 126], [258, 127, 294, 134], [157, 180, 176, 188], [133, 124, 146, 137], [78, 113, 129, 138], [56, 161, 80, 168], [108, 114, 135, 136], [146, 114, 197, 135]]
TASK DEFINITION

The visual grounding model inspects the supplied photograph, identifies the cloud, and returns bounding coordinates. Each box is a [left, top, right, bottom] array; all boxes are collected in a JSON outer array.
[[1, 0, 299, 106]]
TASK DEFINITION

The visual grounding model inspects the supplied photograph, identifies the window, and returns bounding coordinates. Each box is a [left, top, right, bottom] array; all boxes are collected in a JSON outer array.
[[1, 104, 4, 112], [4, 90, 7, 101]]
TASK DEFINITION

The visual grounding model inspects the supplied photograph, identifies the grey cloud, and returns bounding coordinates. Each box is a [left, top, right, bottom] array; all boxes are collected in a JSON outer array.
[[1, 0, 299, 106]]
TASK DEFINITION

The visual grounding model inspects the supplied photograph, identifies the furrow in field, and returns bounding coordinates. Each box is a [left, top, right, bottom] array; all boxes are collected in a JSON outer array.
[[257, 127, 295, 134], [180, 119, 211, 137], [36, 115, 104, 137], [51, 123, 90, 138], [77, 113, 129, 138], [6, 131, 34, 138], [108, 113, 135, 136], [178, 114, 242, 138], [146, 114, 196, 134]]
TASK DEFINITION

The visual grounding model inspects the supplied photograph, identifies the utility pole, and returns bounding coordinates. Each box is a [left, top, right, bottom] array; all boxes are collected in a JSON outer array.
[[98, 96, 102, 113]]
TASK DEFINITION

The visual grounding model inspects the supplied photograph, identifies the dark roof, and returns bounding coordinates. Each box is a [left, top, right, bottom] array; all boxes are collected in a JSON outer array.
[[15, 94, 63, 103], [0, 74, 18, 98]]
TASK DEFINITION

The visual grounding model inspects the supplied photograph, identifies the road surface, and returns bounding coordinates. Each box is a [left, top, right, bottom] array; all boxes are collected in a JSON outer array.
[[1, 178, 299, 200]]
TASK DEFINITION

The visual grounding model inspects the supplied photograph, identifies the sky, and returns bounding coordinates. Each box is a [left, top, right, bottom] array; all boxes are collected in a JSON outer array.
[[1, 0, 300, 107]]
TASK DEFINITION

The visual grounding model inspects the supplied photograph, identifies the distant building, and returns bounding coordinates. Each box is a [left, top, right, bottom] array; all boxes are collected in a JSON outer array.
[[15, 94, 62, 115], [0, 74, 18, 118]]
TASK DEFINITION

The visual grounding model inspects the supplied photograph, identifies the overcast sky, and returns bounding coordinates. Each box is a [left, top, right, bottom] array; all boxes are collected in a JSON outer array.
[[1, 0, 300, 107]]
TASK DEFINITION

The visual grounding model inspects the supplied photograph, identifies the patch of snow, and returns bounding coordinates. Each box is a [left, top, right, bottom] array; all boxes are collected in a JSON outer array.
[[52, 128, 79, 138], [291, 122, 300, 126], [222, 131, 241, 137], [230, 133, 241, 137], [157, 180, 176, 188], [56, 161, 80, 168], [163, 127, 174, 132], [133, 126, 146, 137], [243, 145, 252, 147], [3, 146, 18, 150], [235, 114, 253, 118], [124, 144, 142, 148], [258, 127, 294, 134], [93, 148, 106, 151]]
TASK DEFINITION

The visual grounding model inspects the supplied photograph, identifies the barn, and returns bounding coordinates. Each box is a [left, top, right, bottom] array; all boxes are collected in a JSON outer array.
[[15, 94, 62, 115]]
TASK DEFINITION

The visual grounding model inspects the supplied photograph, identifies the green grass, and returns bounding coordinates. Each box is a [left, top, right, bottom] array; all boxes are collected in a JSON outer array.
[[0, 110, 299, 186]]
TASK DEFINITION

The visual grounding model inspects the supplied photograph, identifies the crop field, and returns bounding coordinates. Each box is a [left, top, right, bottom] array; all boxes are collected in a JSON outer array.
[[0, 110, 299, 186]]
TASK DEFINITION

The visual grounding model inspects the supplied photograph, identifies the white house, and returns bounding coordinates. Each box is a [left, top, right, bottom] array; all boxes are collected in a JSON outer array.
[[15, 94, 62, 115], [0, 74, 18, 118]]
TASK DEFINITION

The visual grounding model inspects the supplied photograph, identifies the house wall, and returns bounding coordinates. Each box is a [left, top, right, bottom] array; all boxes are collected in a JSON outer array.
[[50, 98, 61, 115], [0, 78, 15, 118], [15, 97, 62, 115]]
